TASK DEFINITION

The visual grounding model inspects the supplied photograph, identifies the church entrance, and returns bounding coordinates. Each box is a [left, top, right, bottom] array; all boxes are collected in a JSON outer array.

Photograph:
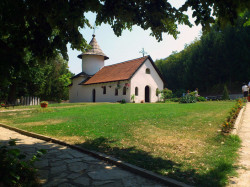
[[92, 89, 96, 102], [145, 86, 150, 102]]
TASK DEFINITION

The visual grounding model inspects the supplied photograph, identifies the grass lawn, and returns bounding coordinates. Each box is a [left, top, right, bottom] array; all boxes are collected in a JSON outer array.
[[0, 102, 240, 186]]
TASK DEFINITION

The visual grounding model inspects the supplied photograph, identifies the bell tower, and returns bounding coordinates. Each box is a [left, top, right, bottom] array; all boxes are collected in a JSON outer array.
[[77, 34, 109, 75]]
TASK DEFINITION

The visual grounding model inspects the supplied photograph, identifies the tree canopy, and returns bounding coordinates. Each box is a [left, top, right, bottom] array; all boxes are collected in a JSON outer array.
[[0, 0, 249, 101], [155, 12, 250, 96], [1, 0, 249, 61]]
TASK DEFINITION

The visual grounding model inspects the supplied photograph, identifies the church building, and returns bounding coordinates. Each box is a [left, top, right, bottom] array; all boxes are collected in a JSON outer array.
[[69, 34, 165, 103]]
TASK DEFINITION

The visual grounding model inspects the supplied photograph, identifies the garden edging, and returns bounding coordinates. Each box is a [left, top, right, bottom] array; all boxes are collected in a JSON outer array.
[[231, 105, 246, 135], [0, 123, 191, 187]]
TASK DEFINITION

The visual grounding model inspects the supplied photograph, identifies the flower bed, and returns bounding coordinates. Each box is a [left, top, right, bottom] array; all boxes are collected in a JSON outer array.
[[221, 99, 244, 133]]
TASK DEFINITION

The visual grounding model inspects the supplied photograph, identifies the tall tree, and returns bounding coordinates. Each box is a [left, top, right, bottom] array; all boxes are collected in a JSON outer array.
[[0, 0, 249, 101], [155, 12, 250, 95]]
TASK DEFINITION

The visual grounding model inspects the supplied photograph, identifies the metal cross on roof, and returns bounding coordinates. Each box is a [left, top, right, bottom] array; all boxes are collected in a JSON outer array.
[[93, 23, 98, 35], [139, 48, 148, 57]]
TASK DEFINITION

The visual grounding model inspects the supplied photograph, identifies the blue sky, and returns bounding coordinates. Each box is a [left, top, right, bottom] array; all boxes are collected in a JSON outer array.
[[67, 0, 202, 74]]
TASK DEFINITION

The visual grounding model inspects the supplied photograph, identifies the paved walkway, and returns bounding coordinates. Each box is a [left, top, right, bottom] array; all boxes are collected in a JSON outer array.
[[0, 127, 166, 187], [229, 102, 250, 186]]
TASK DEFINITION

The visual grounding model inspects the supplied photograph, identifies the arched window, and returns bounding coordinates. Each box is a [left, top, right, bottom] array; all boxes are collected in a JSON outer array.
[[115, 88, 118, 96], [135, 87, 138, 96], [146, 68, 150, 74], [123, 86, 126, 95], [103, 86, 106, 94]]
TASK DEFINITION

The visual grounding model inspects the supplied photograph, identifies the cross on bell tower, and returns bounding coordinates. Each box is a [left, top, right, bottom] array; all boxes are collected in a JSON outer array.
[[93, 23, 98, 35], [139, 48, 148, 57]]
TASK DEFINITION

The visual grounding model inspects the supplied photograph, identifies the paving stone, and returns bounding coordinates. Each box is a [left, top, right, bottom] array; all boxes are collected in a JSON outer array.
[[50, 160, 65, 167], [59, 183, 75, 187], [68, 150, 85, 158], [73, 176, 90, 186], [64, 158, 82, 164], [44, 178, 68, 187], [92, 180, 115, 186], [58, 153, 74, 159], [88, 169, 132, 180], [67, 173, 82, 179], [34, 159, 49, 169], [68, 162, 88, 172], [82, 155, 100, 161], [37, 169, 49, 184], [50, 165, 67, 175]]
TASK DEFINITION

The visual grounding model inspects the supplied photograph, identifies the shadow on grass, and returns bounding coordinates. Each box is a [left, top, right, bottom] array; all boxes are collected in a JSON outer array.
[[76, 136, 236, 187]]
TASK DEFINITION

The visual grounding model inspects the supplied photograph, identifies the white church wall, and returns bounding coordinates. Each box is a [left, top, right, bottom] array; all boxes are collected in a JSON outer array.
[[69, 79, 131, 103], [82, 55, 105, 75], [69, 77, 87, 103], [130, 59, 164, 103]]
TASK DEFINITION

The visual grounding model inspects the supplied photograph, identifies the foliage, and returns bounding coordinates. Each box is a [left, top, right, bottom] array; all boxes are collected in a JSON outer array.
[[159, 88, 173, 102], [155, 12, 250, 95], [0, 53, 72, 102], [0, 102, 240, 186], [197, 96, 206, 102], [121, 99, 126, 104], [179, 94, 197, 103], [222, 85, 230, 100], [170, 98, 180, 102], [40, 101, 48, 105], [0, 139, 46, 186], [131, 94, 135, 102], [221, 99, 244, 133]]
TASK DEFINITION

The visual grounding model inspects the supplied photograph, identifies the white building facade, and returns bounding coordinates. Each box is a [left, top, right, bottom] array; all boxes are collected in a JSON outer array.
[[69, 35, 165, 103]]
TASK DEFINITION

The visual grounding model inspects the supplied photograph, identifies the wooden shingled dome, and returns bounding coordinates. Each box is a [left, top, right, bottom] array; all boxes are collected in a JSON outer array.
[[77, 34, 109, 60]]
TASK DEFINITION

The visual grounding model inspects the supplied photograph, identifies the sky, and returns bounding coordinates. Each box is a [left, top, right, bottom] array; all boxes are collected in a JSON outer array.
[[67, 0, 202, 75]]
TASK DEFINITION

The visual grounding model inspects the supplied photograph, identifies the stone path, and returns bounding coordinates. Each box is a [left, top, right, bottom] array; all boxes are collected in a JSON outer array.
[[0, 127, 166, 187], [229, 102, 250, 186]]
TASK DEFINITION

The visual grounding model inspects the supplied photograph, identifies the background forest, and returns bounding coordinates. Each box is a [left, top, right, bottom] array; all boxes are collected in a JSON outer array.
[[0, 54, 72, 102], [155, 12, 250, 97]]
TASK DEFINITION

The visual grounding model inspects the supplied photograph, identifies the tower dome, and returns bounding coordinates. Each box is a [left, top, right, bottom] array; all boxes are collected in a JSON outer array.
[[78, 35, 109, 75]]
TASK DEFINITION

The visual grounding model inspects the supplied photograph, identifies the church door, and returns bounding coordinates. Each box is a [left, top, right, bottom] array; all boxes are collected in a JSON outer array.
[[92, 89, 96, 102], [145, 86, 150, 102]]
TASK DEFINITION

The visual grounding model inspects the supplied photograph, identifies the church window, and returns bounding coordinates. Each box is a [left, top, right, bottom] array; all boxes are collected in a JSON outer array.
[[123, 86, 126, 95], [115, 88, 118, 96], [156, 88, 159, 96], [135, 87, 138, 96], [103, 86, 106, 94], [146, 68, 150, 74]]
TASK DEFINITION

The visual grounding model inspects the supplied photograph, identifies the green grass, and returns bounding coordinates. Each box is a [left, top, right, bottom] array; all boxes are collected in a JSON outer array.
[[0, 102, 241, 186]]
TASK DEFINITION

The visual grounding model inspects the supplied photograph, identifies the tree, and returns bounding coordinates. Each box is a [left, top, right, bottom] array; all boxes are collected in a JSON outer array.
[[1, 0, 249, 101], [222, 85, 230, 100], [155, 12, 250, 95]]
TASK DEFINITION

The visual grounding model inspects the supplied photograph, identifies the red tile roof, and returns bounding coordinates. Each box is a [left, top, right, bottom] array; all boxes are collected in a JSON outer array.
[[83, 56, 148, 85]]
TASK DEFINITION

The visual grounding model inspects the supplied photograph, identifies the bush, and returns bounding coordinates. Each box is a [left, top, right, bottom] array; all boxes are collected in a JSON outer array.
[[0, 139, 46, 186], [170, 98, 180, 102], [221, 99, 244, 133], [121, 99, 126, 104], [197, 96, 206, 102], [222, 85, 230, 100], [179, 94, 197, 103], [173, 89, 186, 98], [160, 88, 173, 102]]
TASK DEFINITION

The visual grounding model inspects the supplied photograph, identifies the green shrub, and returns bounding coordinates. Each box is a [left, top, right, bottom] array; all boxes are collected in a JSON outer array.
[[0, 139, 46, 186], [173, 89, 186, 98], [170, 98, 180, 102], [197, 96, 206, 102], [222, 85, 230, 100], [121, 99, 126, 104], [160, 88, 173, 102], [179, 94, 197, 103]]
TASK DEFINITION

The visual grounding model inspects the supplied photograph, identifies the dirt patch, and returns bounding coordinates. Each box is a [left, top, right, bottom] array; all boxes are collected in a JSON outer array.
[[58, 136, 85, 144], [21, 119, 65, 126], [129, 125, 207, 160]]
